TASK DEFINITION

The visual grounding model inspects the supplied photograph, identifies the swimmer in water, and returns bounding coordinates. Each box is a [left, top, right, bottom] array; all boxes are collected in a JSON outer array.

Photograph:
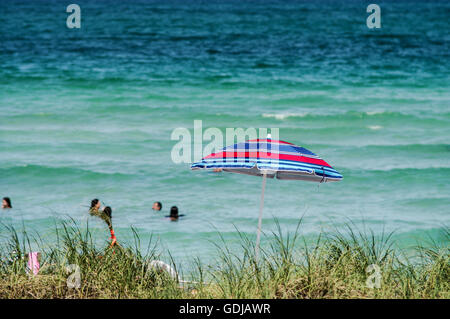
[[89, 198, 101, 214], [2, 197, 12, 209], [166, 206, 185, 221], [152, 201, 162, 211]]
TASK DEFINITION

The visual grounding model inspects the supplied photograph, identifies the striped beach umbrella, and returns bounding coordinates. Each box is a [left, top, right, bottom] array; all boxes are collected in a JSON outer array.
[[191, 136, 343, 258]]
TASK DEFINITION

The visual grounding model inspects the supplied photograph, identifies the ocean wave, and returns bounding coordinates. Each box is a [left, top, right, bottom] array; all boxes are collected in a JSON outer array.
[[363, 143, 449, 151], [365, 110, 388, 116], [367, 125, 383, 130], [0, 164, 131, 180], [260, 110, 449, 122], [342, 167, 450, 177], [262, 112, 309, 120]]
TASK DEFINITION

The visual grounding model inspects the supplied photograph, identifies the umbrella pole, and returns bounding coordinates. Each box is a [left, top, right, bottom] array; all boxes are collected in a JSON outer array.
[[255, 172, 267, 261]]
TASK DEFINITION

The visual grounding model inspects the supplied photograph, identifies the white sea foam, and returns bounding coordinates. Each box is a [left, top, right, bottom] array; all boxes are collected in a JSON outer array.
[[262, 112, 308, 120], [365, 110, 386, 116], [368, 125, 383, 130]]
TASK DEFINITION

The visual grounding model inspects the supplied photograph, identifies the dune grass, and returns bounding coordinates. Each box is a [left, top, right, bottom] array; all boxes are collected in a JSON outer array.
[[0, 219, 448, 299]]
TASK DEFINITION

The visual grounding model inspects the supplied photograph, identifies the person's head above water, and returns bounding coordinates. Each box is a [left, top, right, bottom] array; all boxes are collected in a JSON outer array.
[[170, 206, 179, 220], [2, 197, 12, 209], [90, 198, 101, 210], [103, 206, 112, 219], [152, 201, 162, 211]]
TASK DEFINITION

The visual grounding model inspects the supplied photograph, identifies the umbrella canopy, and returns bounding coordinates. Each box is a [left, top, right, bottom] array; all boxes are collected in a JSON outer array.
[[191, 138, 343, 182], [191, 137, 343, 259]]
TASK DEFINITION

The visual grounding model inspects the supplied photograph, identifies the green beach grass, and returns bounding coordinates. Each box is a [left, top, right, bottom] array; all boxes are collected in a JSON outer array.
[[0, 219, 448, 299]]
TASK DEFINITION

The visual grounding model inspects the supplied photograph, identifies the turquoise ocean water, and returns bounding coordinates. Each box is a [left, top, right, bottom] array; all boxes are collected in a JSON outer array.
[[0, 1, 449, 267]]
